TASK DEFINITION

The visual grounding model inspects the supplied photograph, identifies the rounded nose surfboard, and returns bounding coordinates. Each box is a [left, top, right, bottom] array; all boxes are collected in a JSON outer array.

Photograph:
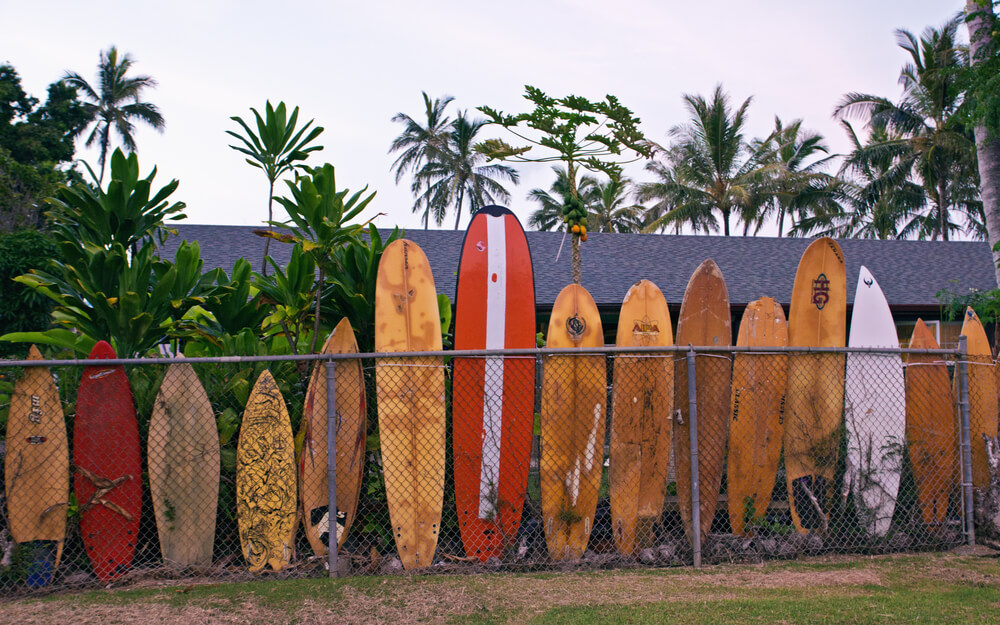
[[958, 307, 997, 490], [784, 237, 846, 535], [541, 284, 606, 561], [148, 362, 220, 567], [5, 345, 69, 586], [75, 340, 142, 581], [905, 319, 956, 530], [453, 206, 536, 562], [674, 259, 731, 547], [375, 238, 446, 570], [300, 317, 367, 557], [727, 297, 788, 536], [610, 279, 673, 555], [845, 266, 905, 538], [236, 369, 297, 572]]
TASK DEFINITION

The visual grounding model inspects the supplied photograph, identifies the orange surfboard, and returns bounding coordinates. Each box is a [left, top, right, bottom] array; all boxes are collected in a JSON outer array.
[[674, 259, 731, 546], [541, 284, 606, 560], [610, 279, 673, 555], [453, 206, 536, 562], [784, 237, 846, 534], [727, 297, 788, 535], [958, 307, 997, 490]]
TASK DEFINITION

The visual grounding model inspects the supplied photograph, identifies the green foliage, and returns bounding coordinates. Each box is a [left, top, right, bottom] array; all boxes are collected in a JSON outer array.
[[227, 101, 323, 184], [0, 230, 61, 357], [964, 2, 1000, 138], [253, 244, 316, 355]]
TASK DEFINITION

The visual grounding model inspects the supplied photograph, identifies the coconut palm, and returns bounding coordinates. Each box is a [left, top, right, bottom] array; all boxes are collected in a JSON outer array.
[[637, 85, 771, 236], [586, 176, 644, 233], [527, 166, 597, 231], [63, 46, 164, 184], [389, 92, 455, 228], [834, 19, 979, 240], [414, 111, 519, 229]]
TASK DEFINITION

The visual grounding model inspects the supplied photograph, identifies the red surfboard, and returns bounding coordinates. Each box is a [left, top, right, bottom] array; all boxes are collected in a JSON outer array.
[[453, 205, 536, 561], [74, 341, 142, 581]]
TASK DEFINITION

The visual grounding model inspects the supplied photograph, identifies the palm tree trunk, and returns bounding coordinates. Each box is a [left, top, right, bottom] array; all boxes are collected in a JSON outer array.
[[967, 1, 1000, 287], [453, 187, 466, 230], [722, 208, 731, 236], [938, 180, 949, 241], [99, 125, 110, 185], [777, 205, 786, 238], [263, 179, 274, 276]]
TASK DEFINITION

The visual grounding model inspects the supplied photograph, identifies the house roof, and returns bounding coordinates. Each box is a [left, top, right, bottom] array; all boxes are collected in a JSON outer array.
[[163, 223, 996, 312]]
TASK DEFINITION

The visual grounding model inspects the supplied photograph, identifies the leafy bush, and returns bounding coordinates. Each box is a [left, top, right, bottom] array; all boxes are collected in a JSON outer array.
[[0, 229, 60, 357]]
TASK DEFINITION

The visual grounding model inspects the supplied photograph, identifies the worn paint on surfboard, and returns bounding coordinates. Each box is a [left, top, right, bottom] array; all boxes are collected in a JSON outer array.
[[453, 206, 536, 562], [375, 238, 447, 570], [236, 369, 297, 572], [149, 362, 220, 567], [5, 345, 69, 585], [674, 259, 731, 546], [75, 340, 142, 581], [958, 307, 997, 490], [784, 237, 846, 534], [727, 297, 788, 536], [845, 266, 905, 538], [610, 279, 673, 555], [300, 317, 367, 557], [541, 284, 606, 561], [905, 319, 956, 530]]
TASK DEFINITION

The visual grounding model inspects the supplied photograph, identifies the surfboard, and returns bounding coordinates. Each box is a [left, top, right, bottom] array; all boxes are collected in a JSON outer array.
[[784, 237, 846, 534], [236, 369, 297, 572], [727, 297, 788, 536], [674, 259, 731, 546], [958, 307, 997, 490], [845, 266, 905, 538], [541, 284, 605, 561], [300, 317, 367, 557], [905, 319, 956, 530], [148, 362, 220, 567], [4, 345, 68, 586], [610, 279, 673, 555], [375, 238, 447, 570], [453, 206, 536, 562], [74, 340, 142, 581]]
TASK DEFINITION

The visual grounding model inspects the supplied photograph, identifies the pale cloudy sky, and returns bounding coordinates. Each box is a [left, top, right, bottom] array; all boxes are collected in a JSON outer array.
[[3, 0, 968, 234]]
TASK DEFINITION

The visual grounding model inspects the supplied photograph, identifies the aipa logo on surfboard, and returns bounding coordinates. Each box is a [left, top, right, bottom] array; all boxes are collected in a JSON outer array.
[[632, 317, 660, 336], [566, 314, 587, 339], [812, 273, 831, 310]]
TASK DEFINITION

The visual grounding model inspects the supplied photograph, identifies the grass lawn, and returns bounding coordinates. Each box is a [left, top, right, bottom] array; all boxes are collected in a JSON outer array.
[[2, 550, 998, 624]]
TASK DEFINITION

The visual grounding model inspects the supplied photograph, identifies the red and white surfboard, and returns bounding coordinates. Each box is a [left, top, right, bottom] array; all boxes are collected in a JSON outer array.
[[453, 205, 536, 561]]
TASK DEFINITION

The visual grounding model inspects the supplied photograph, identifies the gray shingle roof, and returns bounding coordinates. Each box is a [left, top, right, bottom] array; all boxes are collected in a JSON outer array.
[[163, 224, 995, 311]]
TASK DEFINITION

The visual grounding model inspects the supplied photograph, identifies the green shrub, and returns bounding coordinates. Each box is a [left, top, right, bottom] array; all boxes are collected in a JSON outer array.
[[0, 229, 60, 357]]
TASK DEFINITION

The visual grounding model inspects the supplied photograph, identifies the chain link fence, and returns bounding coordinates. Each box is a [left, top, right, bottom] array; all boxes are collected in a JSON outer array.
[[0, 343, 979, 596]]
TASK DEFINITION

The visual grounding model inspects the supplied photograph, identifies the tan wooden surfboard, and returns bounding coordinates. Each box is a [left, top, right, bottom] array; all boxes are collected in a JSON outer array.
[[375, 238, 446, 570], [541, 283, 606, 560], [727, 297, 788, 535], [300, 317, 367, 557], [236, 369, 297, 572], [674, 259, 732, 546], [784, 237, 846, 534], [958, 307, 997, 490], [4, 346, 68, 570], [148, 362, 220, 567], [610, 279, 673, 555], [906, 319, 956, 529]]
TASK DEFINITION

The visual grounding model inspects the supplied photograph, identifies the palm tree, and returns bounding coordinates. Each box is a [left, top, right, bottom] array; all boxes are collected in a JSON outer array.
[[834, 19, 979, 240], [586, 176, 644, 233], [636, 85, 771, 236], [414, 111, 519, 229], [63, 46, 164, 184], [388, 92, 455, 228], [526, 166, 597, 231]]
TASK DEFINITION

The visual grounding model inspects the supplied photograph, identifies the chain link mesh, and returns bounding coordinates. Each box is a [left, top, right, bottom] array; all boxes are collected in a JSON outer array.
[[0, 345, 975, 595]]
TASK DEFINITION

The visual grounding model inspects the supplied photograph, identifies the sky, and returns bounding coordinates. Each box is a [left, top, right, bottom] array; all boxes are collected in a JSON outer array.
[[2, 0, 971, 235]]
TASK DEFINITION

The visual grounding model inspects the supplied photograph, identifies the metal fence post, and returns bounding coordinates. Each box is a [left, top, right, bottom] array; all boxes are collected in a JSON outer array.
[[957, 335, 975, 546], [326, 358, 339, 577], [686, 346, 701, 568]]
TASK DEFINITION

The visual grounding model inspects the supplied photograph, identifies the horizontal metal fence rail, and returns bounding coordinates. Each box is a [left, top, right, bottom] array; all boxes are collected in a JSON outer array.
[[0, 342, 978, 597]]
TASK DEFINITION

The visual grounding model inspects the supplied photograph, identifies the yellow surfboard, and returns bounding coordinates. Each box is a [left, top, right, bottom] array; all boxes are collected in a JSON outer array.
[[4, 346, 69, 571], [727, 297, 788, 535], [674, 259, 732, 546], [610, 279, 673, 555], [958, 307, 997, 490], [541, 284, 606, 560], [784, 237, 846, 534], [375, 239, 446, 570], [236, 369, 297, 572], [148, 362, 220, 567]]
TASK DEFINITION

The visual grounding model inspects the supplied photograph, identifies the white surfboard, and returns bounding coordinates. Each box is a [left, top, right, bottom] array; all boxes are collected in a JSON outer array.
[[845, 265, 905, 538]]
